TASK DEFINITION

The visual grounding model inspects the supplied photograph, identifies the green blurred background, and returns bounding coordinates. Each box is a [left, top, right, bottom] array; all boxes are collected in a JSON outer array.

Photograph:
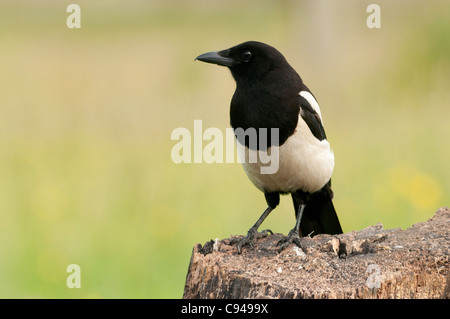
[[0, 0, 448, 298]]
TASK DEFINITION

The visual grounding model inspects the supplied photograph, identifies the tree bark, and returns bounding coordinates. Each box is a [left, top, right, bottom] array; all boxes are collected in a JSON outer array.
[[183, 207, 449, 299]]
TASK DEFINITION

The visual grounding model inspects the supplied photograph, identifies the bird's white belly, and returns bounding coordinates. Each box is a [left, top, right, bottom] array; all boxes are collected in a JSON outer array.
[[237, 115, 334, 193]]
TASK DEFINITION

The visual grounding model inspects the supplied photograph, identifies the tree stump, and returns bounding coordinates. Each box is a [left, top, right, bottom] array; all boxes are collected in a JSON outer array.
[[183, 207, 449, 299]]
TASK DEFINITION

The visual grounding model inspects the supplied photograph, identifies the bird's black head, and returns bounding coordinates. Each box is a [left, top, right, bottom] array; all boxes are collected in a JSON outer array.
[[195, 41, 301, 88], [196, 41, 304, 148]]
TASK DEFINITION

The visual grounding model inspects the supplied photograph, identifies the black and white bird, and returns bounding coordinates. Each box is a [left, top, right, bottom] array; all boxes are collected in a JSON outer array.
[[196, 41, 343, 253]]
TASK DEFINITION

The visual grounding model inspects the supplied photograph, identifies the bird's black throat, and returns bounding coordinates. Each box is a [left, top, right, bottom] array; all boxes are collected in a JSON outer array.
[[230, 92, 299, 150], [230, 75, 305, 150]]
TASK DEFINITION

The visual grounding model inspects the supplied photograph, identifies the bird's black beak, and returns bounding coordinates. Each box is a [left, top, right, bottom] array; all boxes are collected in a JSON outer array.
[[195, 50, 238, 67]]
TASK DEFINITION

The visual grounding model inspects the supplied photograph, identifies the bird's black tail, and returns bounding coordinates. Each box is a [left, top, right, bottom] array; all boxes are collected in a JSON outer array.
[[293, 182, 343, 237]]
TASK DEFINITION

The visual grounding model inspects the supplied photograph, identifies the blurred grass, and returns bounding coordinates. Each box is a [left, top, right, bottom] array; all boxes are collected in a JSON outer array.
[[0, 0, 448, 298]]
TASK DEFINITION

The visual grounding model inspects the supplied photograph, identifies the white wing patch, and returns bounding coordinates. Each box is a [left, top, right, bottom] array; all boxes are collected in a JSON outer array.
[[299, 91, 323, 122]]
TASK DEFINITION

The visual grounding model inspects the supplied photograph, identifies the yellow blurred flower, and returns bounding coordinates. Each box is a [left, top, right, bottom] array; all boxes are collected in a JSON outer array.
[[388, 163, 442, 211]]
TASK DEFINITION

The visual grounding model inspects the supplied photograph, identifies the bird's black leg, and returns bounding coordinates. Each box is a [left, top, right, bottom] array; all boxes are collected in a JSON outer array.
[[277, 191, 310, 253], [230, 206, 274, 254], [230, 192, 279, 254]]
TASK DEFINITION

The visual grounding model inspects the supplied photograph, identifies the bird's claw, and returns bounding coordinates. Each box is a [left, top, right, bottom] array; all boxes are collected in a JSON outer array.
[[277, 229, 303, 253], [229, 228, 273, 254]]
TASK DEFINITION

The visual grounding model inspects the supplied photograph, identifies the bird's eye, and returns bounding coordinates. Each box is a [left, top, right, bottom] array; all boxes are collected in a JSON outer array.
[[241, 50, 252, 62]]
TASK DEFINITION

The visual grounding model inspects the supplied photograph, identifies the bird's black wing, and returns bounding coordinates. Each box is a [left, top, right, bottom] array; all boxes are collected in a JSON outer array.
[[296, 95, 342, 235], [298, 95, 327, 141]]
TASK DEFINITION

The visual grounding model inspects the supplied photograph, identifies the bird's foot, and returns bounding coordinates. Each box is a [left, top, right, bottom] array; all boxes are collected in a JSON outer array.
[[229, 227, 273, 254], [277, 229, 303, 253]]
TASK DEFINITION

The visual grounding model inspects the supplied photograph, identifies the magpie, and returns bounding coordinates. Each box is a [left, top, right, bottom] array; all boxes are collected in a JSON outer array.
[[195, 41, 343, 253]]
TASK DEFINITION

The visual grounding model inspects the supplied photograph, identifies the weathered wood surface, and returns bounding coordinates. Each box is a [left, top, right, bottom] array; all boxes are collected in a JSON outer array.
[[184, 207, 449, 299]]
